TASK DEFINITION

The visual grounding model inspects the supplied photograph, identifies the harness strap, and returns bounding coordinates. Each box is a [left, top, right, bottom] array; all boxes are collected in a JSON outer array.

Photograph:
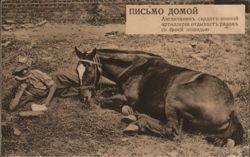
[[78, 55, 102, 89], [79, 59, 102, 65], [117, 58, 148, 83], [79, 85, 96, 90]]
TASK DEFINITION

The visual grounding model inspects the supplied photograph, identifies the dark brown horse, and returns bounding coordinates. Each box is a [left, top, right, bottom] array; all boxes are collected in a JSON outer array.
[[75, 47, 244, 146]]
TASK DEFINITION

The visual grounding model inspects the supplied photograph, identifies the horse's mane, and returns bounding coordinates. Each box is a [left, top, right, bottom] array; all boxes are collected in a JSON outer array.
[[97, 48, 161, 58]]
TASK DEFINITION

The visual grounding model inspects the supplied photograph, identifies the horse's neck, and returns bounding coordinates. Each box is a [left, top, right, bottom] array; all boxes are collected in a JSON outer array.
[[96, 49, 161, 82], [96, 56, 134, 81]]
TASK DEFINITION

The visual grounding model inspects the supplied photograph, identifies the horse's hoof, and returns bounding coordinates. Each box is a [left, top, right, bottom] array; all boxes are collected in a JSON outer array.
[[213, 138, 226, 147], [121, 115, 137, 124], [164, 128, 177, 140], [123, 123, 139, 134], [173, 135, 181, 142], [121, 105, 134, 116], [226, 139, 235, 148]]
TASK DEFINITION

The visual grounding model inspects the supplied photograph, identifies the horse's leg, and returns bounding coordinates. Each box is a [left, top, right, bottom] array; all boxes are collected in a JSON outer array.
[[99, 94, 135, 115], [121, 91, 181, 138], [164, 93, 184, 137], [102, 94, 127, 101], [123, 113, 166, 136], [124, 113, 178, 139], [164, 104, 182, 137]]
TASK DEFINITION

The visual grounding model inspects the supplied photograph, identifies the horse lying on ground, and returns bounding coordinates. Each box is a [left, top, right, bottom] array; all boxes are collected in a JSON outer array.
[[75, 47, 244, 146]]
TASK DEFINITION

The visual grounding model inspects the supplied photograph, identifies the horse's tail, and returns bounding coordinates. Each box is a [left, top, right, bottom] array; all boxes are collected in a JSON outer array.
[[207, 111, 244, 146]]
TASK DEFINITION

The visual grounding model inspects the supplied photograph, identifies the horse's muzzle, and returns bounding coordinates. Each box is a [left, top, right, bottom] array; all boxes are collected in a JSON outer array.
[[79, 86, 93, 104]]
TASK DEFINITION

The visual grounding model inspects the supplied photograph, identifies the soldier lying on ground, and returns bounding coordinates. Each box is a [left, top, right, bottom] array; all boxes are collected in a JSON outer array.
[[8, 55, 136, 112], [9, 67, 117, 110], [9, 64, 57, 111]]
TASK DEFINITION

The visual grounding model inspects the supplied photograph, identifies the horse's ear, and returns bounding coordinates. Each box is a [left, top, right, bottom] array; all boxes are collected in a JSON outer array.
[[87, 48, 96, 59], [75, 47, 85, 58]]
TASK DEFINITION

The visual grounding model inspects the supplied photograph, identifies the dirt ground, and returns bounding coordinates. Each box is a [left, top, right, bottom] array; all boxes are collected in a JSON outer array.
[[1, 14, 249, 157]]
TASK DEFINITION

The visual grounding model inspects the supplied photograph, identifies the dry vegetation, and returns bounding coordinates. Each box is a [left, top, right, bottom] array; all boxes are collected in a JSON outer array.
[[1, 14, 249, 157]]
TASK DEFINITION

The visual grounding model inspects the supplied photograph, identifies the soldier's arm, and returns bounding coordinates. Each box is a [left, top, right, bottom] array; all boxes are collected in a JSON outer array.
[[43, 80, 57, 107], [9, 83, 27, 111], [31, 70, 57, 106]]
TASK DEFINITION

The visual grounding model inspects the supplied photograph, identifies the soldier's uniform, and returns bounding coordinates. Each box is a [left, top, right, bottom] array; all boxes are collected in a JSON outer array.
[[10, 65, 55, 110]]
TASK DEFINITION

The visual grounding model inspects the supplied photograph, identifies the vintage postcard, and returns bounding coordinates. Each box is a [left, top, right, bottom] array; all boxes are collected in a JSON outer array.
[[1, 0, 249, 156]]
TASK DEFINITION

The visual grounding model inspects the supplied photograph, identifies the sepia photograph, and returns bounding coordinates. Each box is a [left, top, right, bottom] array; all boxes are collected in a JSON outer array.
[[1, 0, 249, 156]]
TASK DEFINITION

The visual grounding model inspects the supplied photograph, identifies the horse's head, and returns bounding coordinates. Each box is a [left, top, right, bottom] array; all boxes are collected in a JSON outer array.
[[75, 47, 101, 103]]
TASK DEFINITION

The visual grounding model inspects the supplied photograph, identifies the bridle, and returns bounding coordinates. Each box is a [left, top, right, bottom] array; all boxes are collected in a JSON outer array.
[[78, 55, 102, 90]]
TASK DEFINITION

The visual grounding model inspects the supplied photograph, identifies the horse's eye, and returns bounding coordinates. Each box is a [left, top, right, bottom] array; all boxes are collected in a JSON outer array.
[[87, 67, 94, 73], [84, 63, 90, 67]]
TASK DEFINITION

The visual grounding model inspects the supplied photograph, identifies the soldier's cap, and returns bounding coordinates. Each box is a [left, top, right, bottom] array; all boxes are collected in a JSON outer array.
[[12, 65, 29, 75]]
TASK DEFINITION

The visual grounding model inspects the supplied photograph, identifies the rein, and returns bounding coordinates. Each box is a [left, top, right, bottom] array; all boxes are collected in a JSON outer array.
[[79, 85, 96, 90]]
